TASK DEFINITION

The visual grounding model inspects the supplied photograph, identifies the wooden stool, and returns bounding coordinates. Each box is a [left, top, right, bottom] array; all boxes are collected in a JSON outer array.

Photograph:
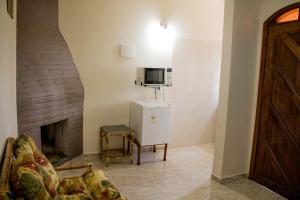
[[126, 135, 168, 165], [100, 125, 134, 167]]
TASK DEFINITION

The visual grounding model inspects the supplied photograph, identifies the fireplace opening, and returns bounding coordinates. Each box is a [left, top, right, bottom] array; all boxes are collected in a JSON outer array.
[[41, 120, 70, 166]]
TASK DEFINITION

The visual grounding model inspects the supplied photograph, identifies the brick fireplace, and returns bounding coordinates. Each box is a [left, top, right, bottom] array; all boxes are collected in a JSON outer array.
[[17, 0, 84, 158]]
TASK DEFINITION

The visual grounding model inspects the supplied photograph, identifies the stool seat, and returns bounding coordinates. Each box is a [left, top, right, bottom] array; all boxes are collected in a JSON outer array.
[[101, 125, 133, 135]]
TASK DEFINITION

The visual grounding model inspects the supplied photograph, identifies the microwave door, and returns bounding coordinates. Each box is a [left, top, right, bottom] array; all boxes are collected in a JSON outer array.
[[145, 68, 165, 84]]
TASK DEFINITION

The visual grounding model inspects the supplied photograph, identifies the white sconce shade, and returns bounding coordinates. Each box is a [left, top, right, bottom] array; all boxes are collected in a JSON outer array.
[[160, 21, 168, 29]]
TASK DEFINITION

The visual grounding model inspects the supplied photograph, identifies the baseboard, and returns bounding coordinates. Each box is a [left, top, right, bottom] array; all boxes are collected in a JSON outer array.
[[211, 173, 248, 184]]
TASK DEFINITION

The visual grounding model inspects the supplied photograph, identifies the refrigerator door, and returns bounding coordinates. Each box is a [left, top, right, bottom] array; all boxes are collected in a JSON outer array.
[[141, 106, 170, 146]]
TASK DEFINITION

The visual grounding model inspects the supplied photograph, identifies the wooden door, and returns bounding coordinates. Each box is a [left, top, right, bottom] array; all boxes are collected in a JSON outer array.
[[250, 4, 300, 200]]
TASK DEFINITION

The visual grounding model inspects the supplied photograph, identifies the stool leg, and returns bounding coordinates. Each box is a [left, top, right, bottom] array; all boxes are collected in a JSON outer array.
[[127, 140, 130, 155], [131, 142, 134, 164], [100, 130, 103, 159], [130, 136, 134, 164], [163, 144, 168, 161], [105, 136, 110, 167], [106, 158, 110, 167], [137, 146, 141, 165], [123, 136, 125, 156], [153, 145, 156, 153]]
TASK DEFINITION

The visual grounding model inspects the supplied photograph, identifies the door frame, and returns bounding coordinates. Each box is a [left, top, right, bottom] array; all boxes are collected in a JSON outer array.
[[249, 2, 300, 179]]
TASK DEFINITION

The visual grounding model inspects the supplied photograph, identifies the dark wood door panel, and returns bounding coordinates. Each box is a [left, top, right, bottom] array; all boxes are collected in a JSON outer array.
[[254, 105, 300, 198], [274, 37, 300, 92], [281, 34, 300, 60], [269, 21, 300, 40], [257, 142, 291, 191], [290, 32, 300, 46], [253, 141, 300, 199], [251, 5, 300, 199], [269, 105, 300, 188], [271, 70, 300, 147]]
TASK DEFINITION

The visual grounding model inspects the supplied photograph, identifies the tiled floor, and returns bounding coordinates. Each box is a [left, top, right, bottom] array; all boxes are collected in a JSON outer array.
[[58, 144, 286, 200]]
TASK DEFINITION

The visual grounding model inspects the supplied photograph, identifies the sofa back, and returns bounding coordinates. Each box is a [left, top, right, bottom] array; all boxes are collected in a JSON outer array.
[[10, 135, 60, 199], [0, 136, 61, 200], [0, 138, 15, 200]]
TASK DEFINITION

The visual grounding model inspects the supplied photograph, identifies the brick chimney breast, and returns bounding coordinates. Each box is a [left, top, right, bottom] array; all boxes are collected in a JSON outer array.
[[17, 0, 84, 157]]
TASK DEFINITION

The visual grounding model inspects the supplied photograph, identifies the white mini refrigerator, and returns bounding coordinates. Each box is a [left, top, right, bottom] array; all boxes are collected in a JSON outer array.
[[129, 100, 171, 146]]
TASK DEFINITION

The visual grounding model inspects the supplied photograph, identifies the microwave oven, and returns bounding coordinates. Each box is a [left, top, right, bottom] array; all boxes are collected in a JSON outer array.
[[135, 67, 172, 86]]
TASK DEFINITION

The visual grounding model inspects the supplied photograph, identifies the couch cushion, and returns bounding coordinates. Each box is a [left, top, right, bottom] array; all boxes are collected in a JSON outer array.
[[13, 135, 34, 157], [10, 158, 56, 200], [57, 176, 91, 197], [82, 170, 126, 200], [10, 135, 60, 199], [0, 192, 12, 200], [58, 193, 92, 200]]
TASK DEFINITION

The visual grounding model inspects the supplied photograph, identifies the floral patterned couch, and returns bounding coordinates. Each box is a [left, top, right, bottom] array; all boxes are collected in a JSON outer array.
[[0, 135, 126, 200]]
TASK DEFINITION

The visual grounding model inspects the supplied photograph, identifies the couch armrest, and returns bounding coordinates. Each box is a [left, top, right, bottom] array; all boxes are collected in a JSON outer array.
[[55, 162, 93, 171], [82, 170, 127, 200]]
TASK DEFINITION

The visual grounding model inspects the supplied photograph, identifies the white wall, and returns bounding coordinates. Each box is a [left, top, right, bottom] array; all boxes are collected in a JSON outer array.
[[0, 0, 18, 160], [170, 39, 222, 147], [59, 0, 224, 153], [213, 0, 235, 178], [213, 0, 300, 179], [165, 0, 224, 147], [213, 0, 262, 179]]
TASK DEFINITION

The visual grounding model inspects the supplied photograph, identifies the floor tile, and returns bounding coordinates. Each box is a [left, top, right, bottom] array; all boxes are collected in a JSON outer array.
[[58, 144, 286, 200]]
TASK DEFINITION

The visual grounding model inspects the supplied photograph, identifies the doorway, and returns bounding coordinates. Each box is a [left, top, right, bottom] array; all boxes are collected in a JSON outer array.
[[250, 3, 300, 199]]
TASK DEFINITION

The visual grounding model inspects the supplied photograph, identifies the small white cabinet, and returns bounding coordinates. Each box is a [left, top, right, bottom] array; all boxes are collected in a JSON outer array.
[[129, 100, 171, 146]]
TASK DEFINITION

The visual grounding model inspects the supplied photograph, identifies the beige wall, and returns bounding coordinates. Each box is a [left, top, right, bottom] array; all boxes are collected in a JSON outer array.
[[169, 39, 222, 147], [59, 0, 224, 153], [213, 0, 300, 179], [0, 0, 18, 159], [164, 0, 223, 147], [163, 0, 224, 41]]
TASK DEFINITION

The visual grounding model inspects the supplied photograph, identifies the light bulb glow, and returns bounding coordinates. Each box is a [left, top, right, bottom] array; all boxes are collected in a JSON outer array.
[[147, 21, 175, 52]]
